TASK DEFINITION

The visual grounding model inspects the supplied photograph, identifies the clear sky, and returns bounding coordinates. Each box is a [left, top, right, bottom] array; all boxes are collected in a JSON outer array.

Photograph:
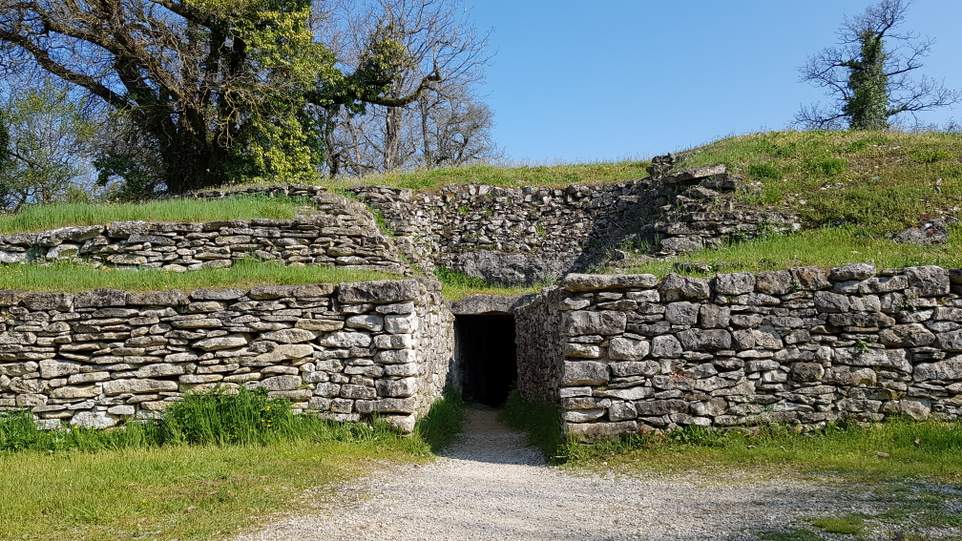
[[466, 1, 962, 164]]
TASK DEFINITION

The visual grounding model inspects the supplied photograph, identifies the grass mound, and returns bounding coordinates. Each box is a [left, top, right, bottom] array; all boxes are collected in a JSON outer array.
[[676, 130, 962, 232], [0, 195, 308, 234]]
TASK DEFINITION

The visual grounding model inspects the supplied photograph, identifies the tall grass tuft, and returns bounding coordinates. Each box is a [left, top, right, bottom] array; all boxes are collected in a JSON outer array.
[[0, 388, 468, 454], [159, 388, 301, 446]]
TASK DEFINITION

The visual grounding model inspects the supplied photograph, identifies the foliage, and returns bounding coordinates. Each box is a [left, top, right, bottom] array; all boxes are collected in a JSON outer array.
[[0, 83, 97, 209], [0, 260, 397, 292], [845, 29, 889, 130], [338, 160, 651, 191], [798, 0, 960, 129], [0, 0, 422, 193], [0, 195, 304, 233]]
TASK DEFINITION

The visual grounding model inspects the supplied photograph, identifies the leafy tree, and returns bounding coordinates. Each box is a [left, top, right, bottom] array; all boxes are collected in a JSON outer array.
[[0, 0, 420, 193], [0, 83, 96, 209], [797, 0, 960, 130]]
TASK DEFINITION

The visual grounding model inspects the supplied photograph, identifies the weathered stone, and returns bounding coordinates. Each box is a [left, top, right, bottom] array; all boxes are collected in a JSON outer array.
[[659, 274, 710, 301], [665, 302, 699, 325], [103, 378, 178, 395], [714, 272, 755, 295], [345, 314, 384, 332], [677, 329, 731, 351], [608, 337, 650, 361], [564, 343, 601, 359], [70, 411, 117, 429], [261, 328, 316, 344], [651, 335, 683, 358], [905, 266, 950, 296], [564, 310, 626, 336], [317, 332, 372, 348], [38, 360, 81, 379], [261, 375, 302, 391], [194, 335, 248, 351], [561, 361, 609, 386]]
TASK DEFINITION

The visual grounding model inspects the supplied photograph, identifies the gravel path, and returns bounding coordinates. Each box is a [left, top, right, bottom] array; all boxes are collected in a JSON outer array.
[[239, 407, 847, 541]]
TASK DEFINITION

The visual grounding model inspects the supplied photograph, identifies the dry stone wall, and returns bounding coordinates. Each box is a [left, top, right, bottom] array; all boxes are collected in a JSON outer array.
[[0, 278, 453, 432], [0, 189, 408, 275], [518, 265, 962, 439], [352, 167, 797, 285]]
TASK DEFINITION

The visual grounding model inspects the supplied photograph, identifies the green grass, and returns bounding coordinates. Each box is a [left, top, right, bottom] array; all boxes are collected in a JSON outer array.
[[434, 266, 542, 301], [615, 226, 962, 277], [0, 389, 465, 540], [499, 391, 566, 463], [500, 395, 962, 481], [563, 419, 962, 482], [0, 196, 308, 234], [810, 514, 866, 535], [0, 259, 398, 292], [675, 130, 962, 232], [414, 391, 465, 452], [226, 161, 651, 192]]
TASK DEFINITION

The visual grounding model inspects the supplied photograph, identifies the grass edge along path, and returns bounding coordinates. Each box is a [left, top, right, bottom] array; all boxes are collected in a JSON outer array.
[[500, 392, 962, 482], [0, 389, 465, 540]]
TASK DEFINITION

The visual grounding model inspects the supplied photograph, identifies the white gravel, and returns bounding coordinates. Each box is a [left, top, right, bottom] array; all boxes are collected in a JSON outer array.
[[239, 407, 849, 541]]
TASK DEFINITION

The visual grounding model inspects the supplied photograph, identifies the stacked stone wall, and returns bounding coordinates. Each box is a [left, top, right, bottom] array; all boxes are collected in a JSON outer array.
[[0, 278, 453, 432], [0, 189, 408, 274], [352, 168, 797, 285], [523, 266, 962, 439]]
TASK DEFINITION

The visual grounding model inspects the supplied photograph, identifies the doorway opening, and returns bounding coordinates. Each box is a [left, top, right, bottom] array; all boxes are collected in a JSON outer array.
[[455, 314, 517, 407]]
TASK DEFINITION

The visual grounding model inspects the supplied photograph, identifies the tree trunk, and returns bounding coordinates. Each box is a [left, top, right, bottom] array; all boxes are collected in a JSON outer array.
[[384, 106, 402, 171], [418, 93, 433, 168]]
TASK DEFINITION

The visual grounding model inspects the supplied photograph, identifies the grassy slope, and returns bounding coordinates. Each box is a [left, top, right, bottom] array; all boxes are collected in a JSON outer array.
[[0, 440, 401, 540], [0, 391, 465, 540], [610, 130, 962, 274], [0, 196, 307, 234], [676, 130, 962, 232], [0, 260, 398, 292], [617, 226, 962, 276]]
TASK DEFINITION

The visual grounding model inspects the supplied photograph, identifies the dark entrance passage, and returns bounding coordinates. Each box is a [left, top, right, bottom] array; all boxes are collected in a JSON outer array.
[[455, 314, 517, 407]]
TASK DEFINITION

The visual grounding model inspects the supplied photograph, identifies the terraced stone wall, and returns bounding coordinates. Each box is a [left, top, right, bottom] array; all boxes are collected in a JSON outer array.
[[0, 279, 453, 432], [351, 167, 797, 285], [517, 265, 962, 439], [0, 189, 408, 274]]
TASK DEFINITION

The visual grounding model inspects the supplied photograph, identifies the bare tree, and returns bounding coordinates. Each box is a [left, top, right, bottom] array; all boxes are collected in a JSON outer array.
[[419, 84, 498, 167], [797, 0, 960, 130], [319, 0, 492, 176]]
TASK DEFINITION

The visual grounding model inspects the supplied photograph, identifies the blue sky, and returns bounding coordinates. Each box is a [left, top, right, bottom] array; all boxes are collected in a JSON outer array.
[[467, 1, 962, 164]]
